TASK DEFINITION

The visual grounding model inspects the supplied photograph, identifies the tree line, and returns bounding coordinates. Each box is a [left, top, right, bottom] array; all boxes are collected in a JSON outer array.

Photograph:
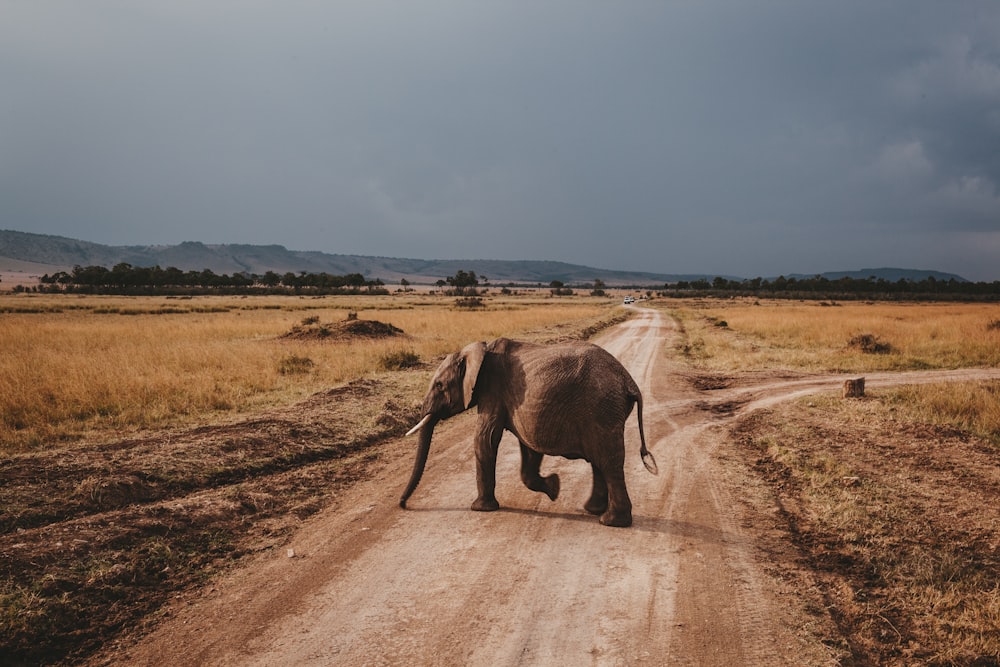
[[32, 263, 387, 295], [665, 274, 1000, 299], [19, 264, 1000, 300]]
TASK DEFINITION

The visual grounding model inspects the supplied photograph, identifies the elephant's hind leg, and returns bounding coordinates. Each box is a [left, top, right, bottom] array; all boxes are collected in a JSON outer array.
[[599, 469, 633, 528], [519, 443, 559, 501], [588, 458, 633, 527], [584, 463, 609, 515]]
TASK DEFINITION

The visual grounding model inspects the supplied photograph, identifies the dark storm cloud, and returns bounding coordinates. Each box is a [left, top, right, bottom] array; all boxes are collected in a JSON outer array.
[[1, 1, 998, 280]]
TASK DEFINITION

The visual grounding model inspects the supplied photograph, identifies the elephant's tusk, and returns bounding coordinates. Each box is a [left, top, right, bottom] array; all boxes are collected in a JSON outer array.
[[405, 414, 432, 437]]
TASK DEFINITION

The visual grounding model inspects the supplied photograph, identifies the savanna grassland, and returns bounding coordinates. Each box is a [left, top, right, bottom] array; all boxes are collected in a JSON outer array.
[[0, 291, 628, 665], [0, 293, 618, 454], [664, 298, 1000, 665], [2, 294, 999, 665], [672, 298, 1000, 373]]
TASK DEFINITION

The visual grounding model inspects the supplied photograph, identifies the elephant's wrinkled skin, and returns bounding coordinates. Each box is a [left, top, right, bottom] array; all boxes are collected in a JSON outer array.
[[400, 338, 657, 527]]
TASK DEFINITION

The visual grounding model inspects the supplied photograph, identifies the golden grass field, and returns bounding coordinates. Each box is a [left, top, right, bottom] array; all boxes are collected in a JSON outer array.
[[3, 294, 1000, 453], [670, 298, 1000, 372], [2, 293, 999, 664], [667, 298, 1000, 443], [0, 293, 620, 453]]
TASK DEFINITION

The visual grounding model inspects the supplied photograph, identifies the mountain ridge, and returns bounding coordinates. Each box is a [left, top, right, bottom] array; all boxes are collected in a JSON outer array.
[[0, 229, 968, 285]]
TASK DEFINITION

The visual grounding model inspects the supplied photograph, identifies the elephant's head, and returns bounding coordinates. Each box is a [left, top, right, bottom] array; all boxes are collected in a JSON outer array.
[[399, 341, 486, 508]]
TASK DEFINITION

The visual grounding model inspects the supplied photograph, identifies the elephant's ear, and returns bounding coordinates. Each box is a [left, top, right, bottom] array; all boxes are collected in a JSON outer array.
[[460, 341, 486, 409]]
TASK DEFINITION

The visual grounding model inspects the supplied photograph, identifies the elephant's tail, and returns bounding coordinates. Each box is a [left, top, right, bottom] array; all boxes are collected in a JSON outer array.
[[633, 390, 658, 475]]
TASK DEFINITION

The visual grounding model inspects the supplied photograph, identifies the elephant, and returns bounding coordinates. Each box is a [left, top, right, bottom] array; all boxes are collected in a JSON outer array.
[[400, 337, 658, 527]]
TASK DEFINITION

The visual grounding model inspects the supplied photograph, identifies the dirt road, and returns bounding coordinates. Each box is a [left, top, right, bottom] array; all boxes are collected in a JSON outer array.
[[117, 309, 1000, 666]]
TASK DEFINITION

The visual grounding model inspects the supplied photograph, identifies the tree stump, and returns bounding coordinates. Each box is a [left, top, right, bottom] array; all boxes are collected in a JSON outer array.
[[843, 377, 865, 398]]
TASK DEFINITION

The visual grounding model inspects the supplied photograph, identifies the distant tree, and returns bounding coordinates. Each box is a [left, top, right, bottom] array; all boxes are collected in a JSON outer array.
[[444, 270, 480, 296], [549, 280, 574, 296], [446, 270, 479, 288]]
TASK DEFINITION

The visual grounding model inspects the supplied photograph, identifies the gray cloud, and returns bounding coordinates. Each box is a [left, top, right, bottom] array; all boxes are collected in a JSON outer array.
[[2, 1, 999, 280]]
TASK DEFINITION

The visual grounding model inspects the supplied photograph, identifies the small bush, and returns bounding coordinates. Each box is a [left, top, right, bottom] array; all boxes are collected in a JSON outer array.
[[278, 355, 315, 375], [379, 350, 421, 370], [454, 297, 485, 309], [444, 286, 481, 297], [848, 333, 892, 354], [987, 319, 1000, 331]]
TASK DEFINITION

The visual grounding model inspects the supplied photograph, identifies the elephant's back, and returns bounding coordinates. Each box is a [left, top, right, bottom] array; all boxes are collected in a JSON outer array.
[[513, 342, 636, 445]]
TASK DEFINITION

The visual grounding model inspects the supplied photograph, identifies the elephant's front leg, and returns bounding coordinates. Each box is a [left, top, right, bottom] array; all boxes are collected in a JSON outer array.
[[518, 443, 560, 501], [471, 421, 502, 512]]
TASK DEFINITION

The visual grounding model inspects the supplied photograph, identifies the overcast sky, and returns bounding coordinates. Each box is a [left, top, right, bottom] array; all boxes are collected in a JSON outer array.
[[2, 2, 999, 280]]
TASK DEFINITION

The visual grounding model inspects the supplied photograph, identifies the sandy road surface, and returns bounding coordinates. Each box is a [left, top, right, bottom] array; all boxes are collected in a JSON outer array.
[[118, 309, 1000, 666]]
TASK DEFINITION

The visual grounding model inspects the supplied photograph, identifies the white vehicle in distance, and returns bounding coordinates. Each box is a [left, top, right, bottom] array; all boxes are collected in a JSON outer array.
[[623, 296, 635, 304]]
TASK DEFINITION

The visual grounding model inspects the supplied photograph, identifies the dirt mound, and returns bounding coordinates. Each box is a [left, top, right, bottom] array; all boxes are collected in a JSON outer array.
[[282, 316, 404, 341]]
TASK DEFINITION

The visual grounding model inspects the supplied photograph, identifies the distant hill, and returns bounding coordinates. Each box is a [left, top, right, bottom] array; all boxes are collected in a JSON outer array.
[[0, 230, 968, 286], [0, 229, 720, 286]]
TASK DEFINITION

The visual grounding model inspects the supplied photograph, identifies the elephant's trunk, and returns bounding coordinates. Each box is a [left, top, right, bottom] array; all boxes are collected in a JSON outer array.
[[399, 415, 439, 508]]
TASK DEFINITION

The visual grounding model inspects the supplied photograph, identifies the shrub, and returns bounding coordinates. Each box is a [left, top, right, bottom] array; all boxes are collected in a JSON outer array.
[[379, 349, 421, 370], [848, 333, 892, 354], [278, 355, 315, 375], [454, 297, 485, 309]]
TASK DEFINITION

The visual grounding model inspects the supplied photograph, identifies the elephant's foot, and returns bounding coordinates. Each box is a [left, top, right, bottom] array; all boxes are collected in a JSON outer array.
[[522, 473, 560, 501], [543, 474, 560, 501], [584, 495, 608, 515], [599, 508, 633, 528], [471, 496, 500, 512]]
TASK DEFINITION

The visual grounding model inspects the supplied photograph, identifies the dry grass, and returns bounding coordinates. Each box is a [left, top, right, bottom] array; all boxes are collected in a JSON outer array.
[[705, 298, 1000, 663], [885, 380, 1000, 445], [665, 298, 1000, 372], [0, 293, 618, 453], [735, 396, 1000, 664]]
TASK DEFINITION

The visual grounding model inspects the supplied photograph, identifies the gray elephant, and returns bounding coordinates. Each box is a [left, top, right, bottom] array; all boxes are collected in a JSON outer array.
[[400, 338, 657, 527]]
